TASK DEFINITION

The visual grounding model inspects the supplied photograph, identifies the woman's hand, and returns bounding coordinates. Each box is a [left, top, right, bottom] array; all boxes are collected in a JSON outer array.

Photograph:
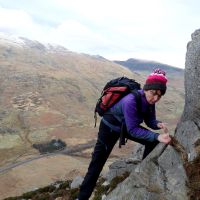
[[157, 122, 168, 133], [157, 122, 171, 144], [157, 133, 171, 144]]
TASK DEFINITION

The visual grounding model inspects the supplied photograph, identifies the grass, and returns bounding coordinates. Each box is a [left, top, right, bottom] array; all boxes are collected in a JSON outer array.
[[3, 172, 130, 200], [3, 180, 79, 200], [171, 136, 200, 200], [0, 134, 22, 149], [184, 154, 200, 200], [93, 171, 130, 200]]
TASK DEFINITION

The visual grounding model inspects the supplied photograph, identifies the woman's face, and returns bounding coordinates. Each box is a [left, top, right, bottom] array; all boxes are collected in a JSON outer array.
[[144, 90, 162, 104]]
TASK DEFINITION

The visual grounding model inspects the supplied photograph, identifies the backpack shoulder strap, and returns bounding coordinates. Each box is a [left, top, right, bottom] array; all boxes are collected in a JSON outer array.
[[119, 90, 142, 148], [131, 90, 142, 112]]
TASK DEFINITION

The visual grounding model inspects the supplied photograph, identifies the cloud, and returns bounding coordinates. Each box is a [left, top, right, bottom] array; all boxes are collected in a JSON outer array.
[[0, 6, 49, 39], [0, 0, 200, 68], [0, 7, 32, 30], [45, 20, 110, 51]]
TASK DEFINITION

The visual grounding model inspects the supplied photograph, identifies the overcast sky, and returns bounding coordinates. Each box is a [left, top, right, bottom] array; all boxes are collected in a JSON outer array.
[[0, 0, 199, 68]]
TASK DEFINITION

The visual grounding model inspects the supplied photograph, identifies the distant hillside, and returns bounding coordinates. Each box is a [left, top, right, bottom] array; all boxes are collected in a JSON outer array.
[[0, 35, 141, 166], [114, 58, 184, 75], [0, 36, 184, 163], [0, 35, 184, 199]]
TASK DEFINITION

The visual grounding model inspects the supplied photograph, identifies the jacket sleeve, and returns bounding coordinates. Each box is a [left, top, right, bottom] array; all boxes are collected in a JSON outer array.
[[144, 105, 161, 130], [122, 96, 159, 142]]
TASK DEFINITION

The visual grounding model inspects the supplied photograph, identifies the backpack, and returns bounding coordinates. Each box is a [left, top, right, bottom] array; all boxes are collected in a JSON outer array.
[[94, 76, 141, 127]]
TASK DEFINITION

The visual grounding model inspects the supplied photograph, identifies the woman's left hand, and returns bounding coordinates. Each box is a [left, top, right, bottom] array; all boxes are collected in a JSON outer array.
[[157, 133, 171, 144]]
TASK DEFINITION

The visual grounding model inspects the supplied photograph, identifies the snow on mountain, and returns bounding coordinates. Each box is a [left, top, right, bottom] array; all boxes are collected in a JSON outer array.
[[0, 32, 69, 53]]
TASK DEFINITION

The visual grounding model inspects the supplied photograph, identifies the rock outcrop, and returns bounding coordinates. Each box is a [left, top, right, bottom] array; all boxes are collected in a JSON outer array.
[[104, 29, 200, 200]]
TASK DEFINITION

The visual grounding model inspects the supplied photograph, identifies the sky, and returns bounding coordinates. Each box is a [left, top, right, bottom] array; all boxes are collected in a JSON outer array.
[[0, 0, 199, 68]]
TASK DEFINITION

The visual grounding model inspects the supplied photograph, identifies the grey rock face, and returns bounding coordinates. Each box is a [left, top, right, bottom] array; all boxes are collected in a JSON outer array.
[[70, 176, 84, 189], [104, 29, 200, 200], [105, 144, 188, 200], [104, 144, 144, 181], [183, 28, 200, 121]]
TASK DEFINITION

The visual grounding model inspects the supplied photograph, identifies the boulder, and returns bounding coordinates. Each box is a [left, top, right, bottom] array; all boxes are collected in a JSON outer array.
[[70, 176, 84, 189]]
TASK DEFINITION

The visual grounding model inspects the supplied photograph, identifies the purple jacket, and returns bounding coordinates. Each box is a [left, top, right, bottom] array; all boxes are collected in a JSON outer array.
[[102, 90, 160, 142]]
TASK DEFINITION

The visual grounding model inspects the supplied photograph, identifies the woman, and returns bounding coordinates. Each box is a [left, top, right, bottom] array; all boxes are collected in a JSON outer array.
[[77, 69, 171, 200]]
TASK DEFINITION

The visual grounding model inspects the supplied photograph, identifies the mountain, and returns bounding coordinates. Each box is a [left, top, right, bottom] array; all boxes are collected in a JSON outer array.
[[0, 34, 138, 161], [0, 35, 184, 199], [114, 58, 184, 75]]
